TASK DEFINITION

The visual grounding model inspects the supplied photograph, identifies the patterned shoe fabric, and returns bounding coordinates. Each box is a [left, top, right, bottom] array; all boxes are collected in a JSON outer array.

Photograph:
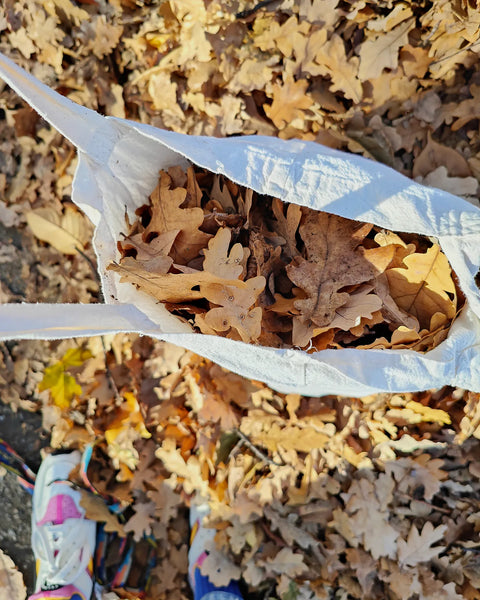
[[188, 504, 243, 600], [29, 451, 97, 600]]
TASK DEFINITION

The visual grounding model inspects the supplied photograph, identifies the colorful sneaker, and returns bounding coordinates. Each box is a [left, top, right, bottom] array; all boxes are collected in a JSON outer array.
[[28, 451, 96, 600], [189, 503, 243, 600]]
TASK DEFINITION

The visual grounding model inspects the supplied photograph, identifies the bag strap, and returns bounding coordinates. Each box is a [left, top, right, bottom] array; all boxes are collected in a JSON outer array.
[[0, 303, 157, 341], [0, 52, 117, 163]]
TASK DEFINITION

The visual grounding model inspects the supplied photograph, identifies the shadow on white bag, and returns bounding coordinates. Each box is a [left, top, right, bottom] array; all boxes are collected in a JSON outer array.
[[1, 53, 480, 396]]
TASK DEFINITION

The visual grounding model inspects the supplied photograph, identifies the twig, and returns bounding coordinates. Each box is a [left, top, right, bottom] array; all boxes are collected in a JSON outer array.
[[75, 246, 104, 302], [236, 0, 279, 19], [101, 336, 122, 404], [235, 428, 284, 466], [429, 39, 480, 66], [397, 492, 451, 515]]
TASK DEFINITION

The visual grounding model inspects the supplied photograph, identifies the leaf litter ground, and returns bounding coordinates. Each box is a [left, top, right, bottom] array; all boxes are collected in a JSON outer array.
[[1, 0, 480, 599]]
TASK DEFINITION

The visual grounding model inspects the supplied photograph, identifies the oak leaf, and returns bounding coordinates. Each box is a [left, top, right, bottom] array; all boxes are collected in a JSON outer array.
[[341, 477, 399, 559], [264, 77, 313, 130], [119, 230, 178, 273], [79, 490, 125, 537], [304, 33, 362, 103], [404, 400, 451, 425], [105, 392, 151, 471], [197, 277, 265, 343], [110, 258, 262, 306], [286, 212, 375, 327], [412, 134, 471, 178], [264, 547, 308, 578], [248, 422, 330, 454], [385, 244, 456, 329], [358, 19, 414, 81], [147, 481, 181, 524], [199, 538, 242, 587], [197, 392, 240, 430], [144, 172, 211, 263], [202, 227, 248, 279], [272, 197, 301, 258], [155, 439, 209, 497], [317, 285, 382, 332], [397, 521, 447, 567], [124, 500, 156, 542], [451, 84, 480, 131]]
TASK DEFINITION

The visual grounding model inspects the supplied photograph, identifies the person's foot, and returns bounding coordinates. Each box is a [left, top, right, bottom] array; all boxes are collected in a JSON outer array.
[[189, 503, 243, 600], [28, 451, 96, 600]]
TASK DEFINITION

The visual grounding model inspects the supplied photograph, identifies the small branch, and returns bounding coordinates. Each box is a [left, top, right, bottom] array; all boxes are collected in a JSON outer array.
[[75, 246, 104, 302], [101, 336, 122, 403], [397, 492, 451, 515], [235, 428, 284, 466]]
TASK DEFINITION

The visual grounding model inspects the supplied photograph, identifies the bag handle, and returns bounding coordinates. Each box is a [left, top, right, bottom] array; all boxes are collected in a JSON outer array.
[[0, 303, 158, 341], [0, 53, 117, 162]]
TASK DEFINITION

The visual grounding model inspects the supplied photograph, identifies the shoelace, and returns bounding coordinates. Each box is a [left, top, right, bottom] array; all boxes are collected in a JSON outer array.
[[33, 520, 91, 587]]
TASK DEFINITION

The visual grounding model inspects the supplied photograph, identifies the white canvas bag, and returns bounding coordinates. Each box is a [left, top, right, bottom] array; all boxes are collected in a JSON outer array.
[[1, 53, 480, 397]]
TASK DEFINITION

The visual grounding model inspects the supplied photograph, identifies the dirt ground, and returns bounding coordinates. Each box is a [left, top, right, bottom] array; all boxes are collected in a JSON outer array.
[[0, 401, 48, 595]]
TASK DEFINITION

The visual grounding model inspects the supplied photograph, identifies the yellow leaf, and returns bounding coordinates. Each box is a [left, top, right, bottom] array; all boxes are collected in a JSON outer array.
[[39, 348, 92, 409], [405, 400, 451, 425], [385, 244, 457, 330], [61, 347, 93, 368], [249, 423, 330, 454]]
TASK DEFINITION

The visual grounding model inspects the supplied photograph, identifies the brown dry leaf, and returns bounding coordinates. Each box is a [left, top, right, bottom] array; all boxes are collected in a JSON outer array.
[[339, 477, 399, 559], [264, 77, 313, 130], [202, 227, 247, 279], [78, 15, 123, 60], [147, 481, 180, 524], [421, 166, 479, 198], [197, 392, 240, 430], [110, 258, 260, 306], [155, 439, 209, 497], [305, 33, 362, 103], [145, 172, 211, 263], [0, 549, 26, 600], [272, 197, 302, 258], [79, 490, 126, 537], [451, 84, 480, 131], [397, 522, 447, 567], [405, 400, 451, 425], [197, 277, 265, 343], [199, 538, 242, 587], [124, 500, 156, 542], [317, 285, 382, 332], [358, 19, 414, 81], [412, 134, 471, 178], [26, 205, 91, 255], [264, 547, 308, 578], [385, 244, 457, 329], [286, 212, 375, 328], [119, 230, 178, 273]]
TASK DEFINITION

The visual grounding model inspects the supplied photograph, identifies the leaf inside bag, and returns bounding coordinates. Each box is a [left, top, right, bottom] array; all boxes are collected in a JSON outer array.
[[109, 164, 462, 352]]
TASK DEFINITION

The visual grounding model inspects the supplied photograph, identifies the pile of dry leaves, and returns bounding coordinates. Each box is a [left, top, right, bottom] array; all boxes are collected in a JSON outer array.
[[111, 165, 461, 351], [30, 338, 480, 600], [1, 0, 480, 599]]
